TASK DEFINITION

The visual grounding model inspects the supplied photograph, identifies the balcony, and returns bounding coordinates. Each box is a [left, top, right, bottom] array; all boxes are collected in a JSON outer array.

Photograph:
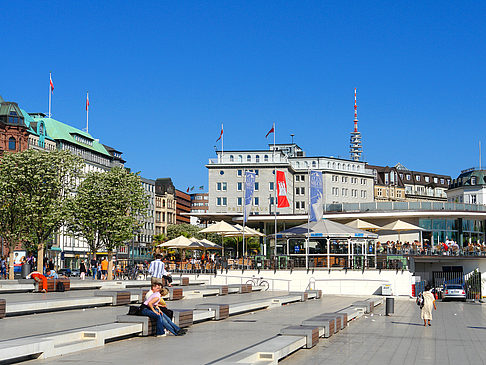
[[325, 201, 486, 213]]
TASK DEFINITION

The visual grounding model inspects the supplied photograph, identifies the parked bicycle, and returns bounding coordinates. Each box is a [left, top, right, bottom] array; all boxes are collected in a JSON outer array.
[[246, 275, 270, 291]]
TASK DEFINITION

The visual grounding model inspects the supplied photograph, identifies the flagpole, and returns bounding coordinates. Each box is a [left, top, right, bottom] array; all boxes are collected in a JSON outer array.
[[273, 122, 278, 260], [221, 123, 224, 157], [48, 72, 52, 118], [242, 169, 246, 260], [86, 91, 89, 133]]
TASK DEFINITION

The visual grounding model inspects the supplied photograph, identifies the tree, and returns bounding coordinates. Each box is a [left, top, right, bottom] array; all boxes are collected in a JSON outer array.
[[69, 167, 148, 280], [166, 223, 201, 240], [0, 153, 29, 279], [19, 150, 84, 272]]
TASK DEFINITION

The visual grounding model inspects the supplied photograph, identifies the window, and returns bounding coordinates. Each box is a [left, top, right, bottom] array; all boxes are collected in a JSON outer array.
[[270, 197, 275, 204], [254, 197, 259, 206], [230, 155, 234, 162], [264, 155, 269, 162], [255, 169, 259, 176], [300, 175, 305, 182], [247, 155, 251, 162], [301, 201, 305, 209], [361, 190, 367, 198], [219, 170, 224, 175], [342, 176, 348, 183], [471, 176, 477, 185], [237, 197, 242, 206], [8, 137, 16, 151], [416, 175, 421, 181], [406, 174, 411, 180], [332, 187, 339, 196], [377, 188, 382, 197], [440, 178, 445, 184], [217, 197, 222, 206], [433, 177, 438, 183], [237, 169, 242, 176], [295, 175, 300, 182], [300, 187, 305, 195], [342, 188, 346, 196], [256, 155, 260, 162], [237, 182, 242, 191], [425, 176, 430, 183], [254, 182, 259, 191], [222, 197, 227, 206], [238, 155, 243, 162], [217, 182, 222, 191], [312, 161, 317, 168], [269, 182, 274, 191], [471, 194, 477, 204], [9, 111, 17, 116], [295, 201, 300, 209], [295, 187, 300, 195], [222, 182, 227, 191]]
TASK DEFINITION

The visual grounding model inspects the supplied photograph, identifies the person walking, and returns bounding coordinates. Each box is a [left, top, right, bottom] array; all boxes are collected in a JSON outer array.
[[149, 254, 168, 286], [100, 257, 109, 280], [421, 284, 437, 326], [80, 260, 87, 280]]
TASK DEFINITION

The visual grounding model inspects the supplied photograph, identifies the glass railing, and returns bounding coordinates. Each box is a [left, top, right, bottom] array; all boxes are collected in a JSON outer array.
[[325, 201, 486, 212]]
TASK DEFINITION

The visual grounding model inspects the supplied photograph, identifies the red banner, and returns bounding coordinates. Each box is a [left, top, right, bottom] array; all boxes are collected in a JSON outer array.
[[276, 170, 290, 208]]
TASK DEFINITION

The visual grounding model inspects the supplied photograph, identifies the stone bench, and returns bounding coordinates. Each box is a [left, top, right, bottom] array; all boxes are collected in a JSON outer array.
[[195, 303, 229, 320], [305, 289, 322, 299], [168, 287, 183, 300], [301, 317, 334, 338], [352, 301, 373, 314], [6, 296, 113, 315], [229, 299, 273, 315], [172, 309, 193, 327], [289, 292, 308, 302], [320, 312, 347, 329], [94, 290, 131, 306], [117, 315, 157, 336], [271, 294, 303, 306], [206, 285, 229, 295], [0, 299, 5, 319], [280, 326, 319, 349], [311, 314, 340, 334], [0, 337, 53, 362], [228, 284, 252, 293]]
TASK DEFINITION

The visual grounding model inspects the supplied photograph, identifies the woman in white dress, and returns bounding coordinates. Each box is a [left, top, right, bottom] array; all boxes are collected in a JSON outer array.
[[421, 284, 437, 326]]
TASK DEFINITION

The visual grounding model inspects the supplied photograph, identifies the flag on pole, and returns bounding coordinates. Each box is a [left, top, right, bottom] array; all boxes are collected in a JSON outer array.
[[190, 186, 195, 191], [86, 92, 89, 111], [243, 171, 256, 224], [216, 125, 223, 142], [199, 185, 204, 190], [309, 170, 324, 222], [276, 171, 290, 208], [50, 74, 54, 93], [265, 125, 274, 138], [186, 187, 190, 193]]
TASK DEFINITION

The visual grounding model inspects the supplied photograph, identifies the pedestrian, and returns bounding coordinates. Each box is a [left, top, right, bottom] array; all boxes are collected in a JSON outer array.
[[420, 284, 437, 326], [100, 257, 109, 280], [80, 260, 87, 280], [26, 271, 48, 292], [48, 259, 55, 271], [90, 257, 98, 280], [149, 254, 171, 287], [0, 256, 7, 279]]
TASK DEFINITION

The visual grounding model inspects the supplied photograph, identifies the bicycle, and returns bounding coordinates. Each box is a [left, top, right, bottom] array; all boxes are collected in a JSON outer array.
[[246, 275, 270, 291]]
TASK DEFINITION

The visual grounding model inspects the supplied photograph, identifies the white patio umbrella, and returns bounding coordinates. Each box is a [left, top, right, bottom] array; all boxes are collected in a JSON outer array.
[[380, 220, 424, 242], [157, 235, 196, 248], [345, 219, 382, 231], [199, 220, 242, 256]]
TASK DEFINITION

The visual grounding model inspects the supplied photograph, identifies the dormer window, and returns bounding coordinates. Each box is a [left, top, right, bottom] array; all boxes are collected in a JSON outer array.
[[9, 111, 18, 116], [72, 134, 93, 146], [247, 155, 251, 162]]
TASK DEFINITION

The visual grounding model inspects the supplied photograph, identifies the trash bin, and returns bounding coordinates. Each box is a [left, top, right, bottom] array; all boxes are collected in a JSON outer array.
[[21, 263, 31, 279], [385, 297, 394, 316]]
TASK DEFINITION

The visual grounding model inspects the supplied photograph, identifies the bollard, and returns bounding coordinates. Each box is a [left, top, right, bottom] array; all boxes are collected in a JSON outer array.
[[385, 297, 394, 316]]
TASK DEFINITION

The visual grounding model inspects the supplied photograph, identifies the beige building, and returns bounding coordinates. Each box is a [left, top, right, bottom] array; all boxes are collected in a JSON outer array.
[[155, 178, 177, 235]]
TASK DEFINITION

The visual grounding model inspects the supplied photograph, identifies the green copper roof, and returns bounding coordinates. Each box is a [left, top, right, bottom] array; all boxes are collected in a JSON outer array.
[[35, 116, 111, 157]]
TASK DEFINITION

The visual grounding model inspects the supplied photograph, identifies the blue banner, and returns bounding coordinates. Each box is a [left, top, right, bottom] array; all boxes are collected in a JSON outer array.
[[244, 171, 256, 223], [309, 170, 323, 222]]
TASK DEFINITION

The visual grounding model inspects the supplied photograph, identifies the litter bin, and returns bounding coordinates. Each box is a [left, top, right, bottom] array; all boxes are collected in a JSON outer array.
[[385, 297, 394, 316], [21, 263, 31, 279]]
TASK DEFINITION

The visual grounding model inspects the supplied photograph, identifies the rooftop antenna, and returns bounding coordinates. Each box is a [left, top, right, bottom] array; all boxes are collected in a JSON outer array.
[[290, 134, 295, 144], [349, 88, 362, 161]]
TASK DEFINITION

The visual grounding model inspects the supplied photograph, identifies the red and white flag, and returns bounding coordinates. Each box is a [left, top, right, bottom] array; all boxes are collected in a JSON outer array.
[[265, 125, 274, 138], [50, 74, 54, 93], [276, 170, 290, 208], [86, 92, 89, 111], [216, 125, 223, 142]]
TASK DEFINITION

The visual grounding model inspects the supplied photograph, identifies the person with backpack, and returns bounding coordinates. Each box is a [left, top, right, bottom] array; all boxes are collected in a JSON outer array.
[[418, 284, 437, 326]]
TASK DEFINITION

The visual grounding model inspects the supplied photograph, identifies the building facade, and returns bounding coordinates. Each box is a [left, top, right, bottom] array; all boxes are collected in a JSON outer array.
[[206, 143, 374, 217], [155, 178, 177, 235], [190, 192, 209, 226], [367, 164, 407, 201], [447, 168, 486, 205], [176, 189, 191, 224]]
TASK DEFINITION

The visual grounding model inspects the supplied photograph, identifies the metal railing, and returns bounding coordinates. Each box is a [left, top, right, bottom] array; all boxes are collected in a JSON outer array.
[[325, 201, 486, 212]]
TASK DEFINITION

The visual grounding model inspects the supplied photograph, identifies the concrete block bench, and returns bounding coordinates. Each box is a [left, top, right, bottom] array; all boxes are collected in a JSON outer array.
[[117, 315, 157, 336], [0, 337, 54, 362], [0, 299, 5, 319], [229, 299, 273, 315], [301, 317, 334, 338], [334, 312, 348, 328], [206, 285, 229, 295], [228, 284, 252, 293], [44, 277, 70, 292], [312, 314, 340, 334], [352, 301, 373, 314], [125, 288, 150, 303], [193, 309, 216, 322], [195, 303, 229, 320], [280, 326, 319, 348], [6, 296, 113, 316], [271, 294, 303, 306], [168, 287, 183, 300], [94, 290, 131, 306], [289, 291, 308, 302], [305, 289, 322, 299], [172, 309, 193, 327]]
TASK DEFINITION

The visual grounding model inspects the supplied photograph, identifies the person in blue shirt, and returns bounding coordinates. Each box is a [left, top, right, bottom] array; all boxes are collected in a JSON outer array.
[[47, 269, 58, 279]]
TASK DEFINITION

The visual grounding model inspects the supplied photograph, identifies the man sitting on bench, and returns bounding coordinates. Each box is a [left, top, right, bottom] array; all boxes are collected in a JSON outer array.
[[26, 271, 47, 293]]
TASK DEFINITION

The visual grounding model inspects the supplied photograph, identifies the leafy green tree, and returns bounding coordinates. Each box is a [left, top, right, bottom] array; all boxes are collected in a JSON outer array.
[[68, 167, 148, 280], [166, 223, 201, 240], [0, 153, 29, 279]]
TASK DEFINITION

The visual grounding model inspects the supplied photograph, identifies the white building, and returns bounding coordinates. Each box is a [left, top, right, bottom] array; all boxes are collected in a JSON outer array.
[[448, 168, 486, 205], [206, 143, 374, 217]]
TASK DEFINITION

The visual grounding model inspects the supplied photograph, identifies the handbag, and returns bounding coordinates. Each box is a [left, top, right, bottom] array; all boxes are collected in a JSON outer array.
[[128, 303, 148, 316], [160, 306, 173, 320]]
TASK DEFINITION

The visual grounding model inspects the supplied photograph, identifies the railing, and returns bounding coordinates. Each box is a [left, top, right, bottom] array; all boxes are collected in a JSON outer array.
[[325, 201, 486, 212], [377, 246, 486, 257]]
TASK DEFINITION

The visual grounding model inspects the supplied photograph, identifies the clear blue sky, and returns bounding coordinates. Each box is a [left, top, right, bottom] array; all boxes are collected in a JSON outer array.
[[3, 1, 485, 189]]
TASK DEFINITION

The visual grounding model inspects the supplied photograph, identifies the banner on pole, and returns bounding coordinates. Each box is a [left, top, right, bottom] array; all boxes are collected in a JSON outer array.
[[309, 170, 324, 222], [244, 171, 256, 224], [276, 170, 290, 208]]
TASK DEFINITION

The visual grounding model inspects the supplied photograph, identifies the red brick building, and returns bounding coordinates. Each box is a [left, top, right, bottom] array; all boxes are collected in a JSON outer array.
[[175, 189, 191, 224], [0, 96, 29, 156]]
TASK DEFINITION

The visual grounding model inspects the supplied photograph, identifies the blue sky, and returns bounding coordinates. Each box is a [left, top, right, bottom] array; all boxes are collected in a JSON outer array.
[[3, 1, 485, 189]]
